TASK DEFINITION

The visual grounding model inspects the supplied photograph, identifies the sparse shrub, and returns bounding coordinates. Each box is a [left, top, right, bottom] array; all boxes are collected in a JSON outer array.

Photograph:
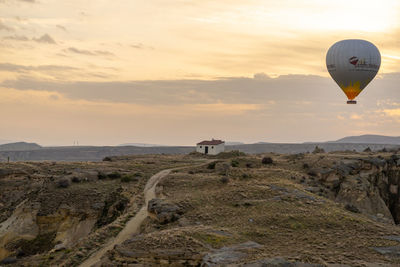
[[96, 195, 129, 227], [102, 156, 113, 162], [107, 172, 122, 179], [57, 179, 70, 188], [207, 162, 217, 169], [121, 175, 134, 183], [246, 163, 253, 168], [98, 172, 107, 180], [220, 176, 230, 184], [307, 169, 318, 177], [98, 171, 123, 180], [215, 150, 246, 159], [261, 157, 273, 165], [231, 159, 239, 167], [312, 146, 325, 154], [215, 162, 231, 175], [285, 153, 305, 161], [16, 232, 56, 256], [188, 170, 194, 174], [241, 173, 251, 179], [133, 172, 142, 177], [345, 204, 360, 213], [71, 176, 81, 183], [363, 147, 372, 152], [302, 163, 310, 169]]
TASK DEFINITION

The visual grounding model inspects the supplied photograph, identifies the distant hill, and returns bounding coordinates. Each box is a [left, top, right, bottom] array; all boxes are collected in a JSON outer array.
[[0, 145, 194, 162], [118, 143, 165, 147], [331, 135, 400, 144], [0, 142, 42, 151], [1, 135, 400, 162], [0, 139, 15, 145], [225, 142, 245, 146]]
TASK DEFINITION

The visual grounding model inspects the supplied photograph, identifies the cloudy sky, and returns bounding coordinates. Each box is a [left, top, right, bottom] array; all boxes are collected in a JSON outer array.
[[0, 0, 399, 146]]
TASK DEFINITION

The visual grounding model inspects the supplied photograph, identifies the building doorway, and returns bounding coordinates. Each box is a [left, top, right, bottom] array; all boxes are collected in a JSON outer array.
[[205, 146, 208, 154]]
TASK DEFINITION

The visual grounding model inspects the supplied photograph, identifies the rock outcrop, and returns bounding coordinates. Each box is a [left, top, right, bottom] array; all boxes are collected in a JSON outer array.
[[303, 155, 400, 224], [0, 162, 140, 263], [147, 198, 184, 224]]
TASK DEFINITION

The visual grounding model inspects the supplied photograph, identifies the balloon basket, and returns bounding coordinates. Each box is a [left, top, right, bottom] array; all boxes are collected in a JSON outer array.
[[347, 100, 357, 104]]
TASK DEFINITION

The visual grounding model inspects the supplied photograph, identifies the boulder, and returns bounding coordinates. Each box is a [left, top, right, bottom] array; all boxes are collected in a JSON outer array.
[[147, 198, 184, 224], [53, 243, 66, 251], [372, 246, 400, 258], [202, 241, 262, 266]]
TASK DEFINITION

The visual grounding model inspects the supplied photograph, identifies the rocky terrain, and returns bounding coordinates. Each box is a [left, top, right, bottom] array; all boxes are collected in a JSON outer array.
[[0, 141, 398, 162], [2, 151, 400, 266], [0, 155, 200, 266]]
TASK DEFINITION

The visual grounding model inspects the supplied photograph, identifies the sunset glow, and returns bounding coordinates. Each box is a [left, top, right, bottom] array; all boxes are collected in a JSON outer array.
[[0, 0, 399, 145]]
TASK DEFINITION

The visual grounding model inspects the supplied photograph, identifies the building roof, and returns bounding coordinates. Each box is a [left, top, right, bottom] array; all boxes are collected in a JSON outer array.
[[197, 140, 224, 145]]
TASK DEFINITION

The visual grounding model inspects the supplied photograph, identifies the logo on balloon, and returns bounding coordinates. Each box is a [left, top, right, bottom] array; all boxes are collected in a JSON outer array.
[[349, 56, 359, 66]]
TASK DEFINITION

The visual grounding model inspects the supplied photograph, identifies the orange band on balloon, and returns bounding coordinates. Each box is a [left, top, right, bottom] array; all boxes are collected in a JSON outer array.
[[340, 81, 362, 100]]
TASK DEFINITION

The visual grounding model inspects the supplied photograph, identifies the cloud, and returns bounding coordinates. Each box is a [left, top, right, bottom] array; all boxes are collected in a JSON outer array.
[[0, 0, 36, 3], [350, 114, 362, 120], [253, 73, 270, 80], [3, 34, 57, 44], [66, 47, 93, 55], [381, 108, 400, 118], [191, 103, 262, 115], [33, 34, 56, 44], [3, 35, 29, 41], [1, 72, 400, 144], [131, 43, 155, 50], [0, 62, 116, 80], [0, 20, 13, 32], [94, 50, 115, 56], [0, 63, 78, 73], [0, 72, 364, 105], [1, 70, 400, 108], [56, 25, 67, 32], [66, 47, 115, 57]]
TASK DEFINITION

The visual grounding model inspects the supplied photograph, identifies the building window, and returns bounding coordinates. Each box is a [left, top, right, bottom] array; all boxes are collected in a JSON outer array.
[[200, 146, 202, 148], [212, 146, 214, 149]]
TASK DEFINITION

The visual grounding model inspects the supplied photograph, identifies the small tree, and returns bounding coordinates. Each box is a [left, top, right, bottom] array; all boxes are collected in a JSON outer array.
[[363, 147, 371, 152], [312, 146, 325, 154], [262, 157, 273, 165]]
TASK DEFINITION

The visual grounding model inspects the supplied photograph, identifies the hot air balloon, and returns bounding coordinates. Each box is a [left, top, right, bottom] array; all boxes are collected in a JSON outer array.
[[326, 39, 381, 104]]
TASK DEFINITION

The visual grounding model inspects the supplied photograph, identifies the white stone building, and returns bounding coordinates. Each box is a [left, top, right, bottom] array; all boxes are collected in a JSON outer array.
[[196, 139, 225, 155]]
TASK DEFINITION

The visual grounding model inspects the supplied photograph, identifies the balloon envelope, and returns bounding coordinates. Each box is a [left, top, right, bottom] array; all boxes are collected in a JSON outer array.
[[326, 39, 381, 102]]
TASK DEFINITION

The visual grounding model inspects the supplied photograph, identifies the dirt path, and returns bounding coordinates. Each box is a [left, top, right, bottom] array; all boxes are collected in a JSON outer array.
[[80, 169, 172, 267]]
